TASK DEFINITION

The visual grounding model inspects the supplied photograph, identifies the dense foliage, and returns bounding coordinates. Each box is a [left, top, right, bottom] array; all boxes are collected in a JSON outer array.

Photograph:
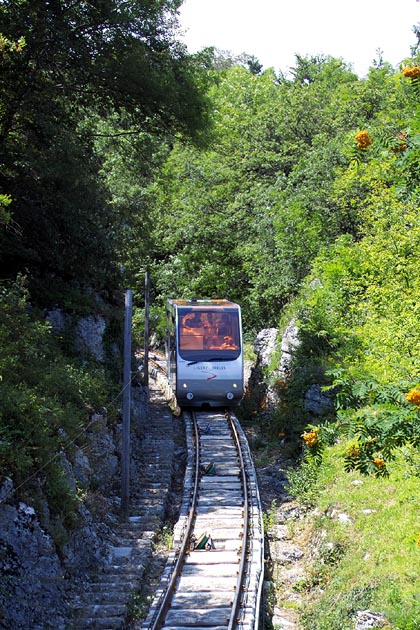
[[0, 0, 208, 529], [0, 0, 208, 302], [1, 2, 420, 626], [146, 55, 415, 331], [0, 277, 115, 533]]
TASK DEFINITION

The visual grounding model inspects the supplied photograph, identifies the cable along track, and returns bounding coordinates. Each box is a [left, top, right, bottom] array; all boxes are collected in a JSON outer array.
[[142, 409, 264, 630]]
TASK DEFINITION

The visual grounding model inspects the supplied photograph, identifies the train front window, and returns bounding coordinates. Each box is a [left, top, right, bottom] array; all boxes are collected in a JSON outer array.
[[178, 308, 241, 360]]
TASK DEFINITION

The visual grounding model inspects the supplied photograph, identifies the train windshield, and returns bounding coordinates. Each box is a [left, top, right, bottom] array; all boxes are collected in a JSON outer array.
[[177, 307, 241, 361]]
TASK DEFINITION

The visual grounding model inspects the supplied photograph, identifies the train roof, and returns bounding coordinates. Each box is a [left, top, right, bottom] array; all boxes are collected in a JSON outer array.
[[167, 298, 239, 309]]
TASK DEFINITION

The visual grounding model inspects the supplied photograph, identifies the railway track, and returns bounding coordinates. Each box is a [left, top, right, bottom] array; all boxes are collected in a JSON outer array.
[[142, 408, 264, 630]]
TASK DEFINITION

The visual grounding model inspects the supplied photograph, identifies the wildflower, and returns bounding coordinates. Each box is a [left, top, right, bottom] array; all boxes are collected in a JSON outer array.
[[348, 446, 360, 458], [403, 66, 420, 79], [417, 533, 420, 547], [274, 378, 288, 396], [392, 132, 408, 152], [406, 389, 420, 406], [355, 130, 372, 150], [303, 427, 319, 448], [373, 457, 385, 469]]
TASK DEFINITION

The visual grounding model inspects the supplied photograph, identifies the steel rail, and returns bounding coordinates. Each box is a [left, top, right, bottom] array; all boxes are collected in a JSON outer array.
[[146, 411, 200, 630], [142, 407, 263, 630], [137, 350, 167, 376], [227, 412, 250, 630]]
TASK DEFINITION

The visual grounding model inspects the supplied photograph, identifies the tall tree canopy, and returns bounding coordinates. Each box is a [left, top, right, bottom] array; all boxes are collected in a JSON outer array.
[[147, 55, 408, 329], [0, 0, 207, 138], [0, 0, 208, 303]]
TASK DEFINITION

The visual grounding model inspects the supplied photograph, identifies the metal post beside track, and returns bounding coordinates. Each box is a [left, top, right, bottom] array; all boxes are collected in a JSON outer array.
[[121, 288, 133, 520], [144, 269, 150, 389]]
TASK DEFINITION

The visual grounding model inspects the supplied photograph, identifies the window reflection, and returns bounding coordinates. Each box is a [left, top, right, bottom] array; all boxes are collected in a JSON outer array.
[[179, 309, 240, 353]]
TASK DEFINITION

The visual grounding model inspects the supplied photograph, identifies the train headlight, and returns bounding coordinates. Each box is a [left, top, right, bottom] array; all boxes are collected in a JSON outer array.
[[233, 383, 238, 388], [226, 392, 234, 400], [186, 392, 194, 400]]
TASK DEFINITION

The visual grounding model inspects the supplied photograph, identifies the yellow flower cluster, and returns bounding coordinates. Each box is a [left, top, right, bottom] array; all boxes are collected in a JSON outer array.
[[355, 130, 372, 149], [403, 66, 420, 79], [303, 427, 319, 448], [348, 446, 360, 458], [406, 389, 420, 406], [373, 457, 385, 469]]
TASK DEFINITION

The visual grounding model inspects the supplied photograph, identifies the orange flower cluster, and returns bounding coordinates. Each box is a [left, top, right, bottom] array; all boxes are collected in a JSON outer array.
[[355, 130, 372, 149], [406, 389, 420, 406], [417, 533, 420, 547], [403, 66, 420, 79], [373, 457, 385, 469], [303, 427, 319, 448], [393, 132, 408, 153], [274, 378, 288, 395]]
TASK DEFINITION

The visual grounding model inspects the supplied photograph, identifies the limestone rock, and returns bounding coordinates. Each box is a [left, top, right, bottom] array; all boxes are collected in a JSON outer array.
[[355, 610, 389, 629], [254, 328, 278, 368]]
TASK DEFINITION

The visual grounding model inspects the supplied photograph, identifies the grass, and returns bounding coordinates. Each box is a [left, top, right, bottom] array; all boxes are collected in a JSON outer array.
[[263, 499, 278, 533], [153, 525, 174, 551], [243, 341, 257, 362], [296, 444, 420, 630]]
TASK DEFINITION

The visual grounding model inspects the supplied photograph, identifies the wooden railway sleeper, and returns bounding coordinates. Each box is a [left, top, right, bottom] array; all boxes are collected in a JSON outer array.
[[143, 409, 263, 630]]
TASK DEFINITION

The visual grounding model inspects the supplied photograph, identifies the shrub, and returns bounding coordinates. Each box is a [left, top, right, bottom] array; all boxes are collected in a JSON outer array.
[[0, 277, 115, 528]]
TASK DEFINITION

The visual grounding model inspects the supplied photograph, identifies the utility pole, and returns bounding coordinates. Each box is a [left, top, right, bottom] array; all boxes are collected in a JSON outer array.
[[121, 289, 132, 520], [144, 269, 150, 389]]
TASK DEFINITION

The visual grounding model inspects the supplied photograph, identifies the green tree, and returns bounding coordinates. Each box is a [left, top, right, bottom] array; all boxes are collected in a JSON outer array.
[[149, 56, 403, 330], [0, 0, 208, 304]]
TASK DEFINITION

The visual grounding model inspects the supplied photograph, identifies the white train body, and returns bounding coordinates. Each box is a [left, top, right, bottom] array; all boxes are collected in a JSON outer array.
[[166, 299, 244, 408]]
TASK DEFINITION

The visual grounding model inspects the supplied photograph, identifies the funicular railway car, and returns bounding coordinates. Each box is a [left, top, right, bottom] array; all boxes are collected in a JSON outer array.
[[166, 299, 244, 408]]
